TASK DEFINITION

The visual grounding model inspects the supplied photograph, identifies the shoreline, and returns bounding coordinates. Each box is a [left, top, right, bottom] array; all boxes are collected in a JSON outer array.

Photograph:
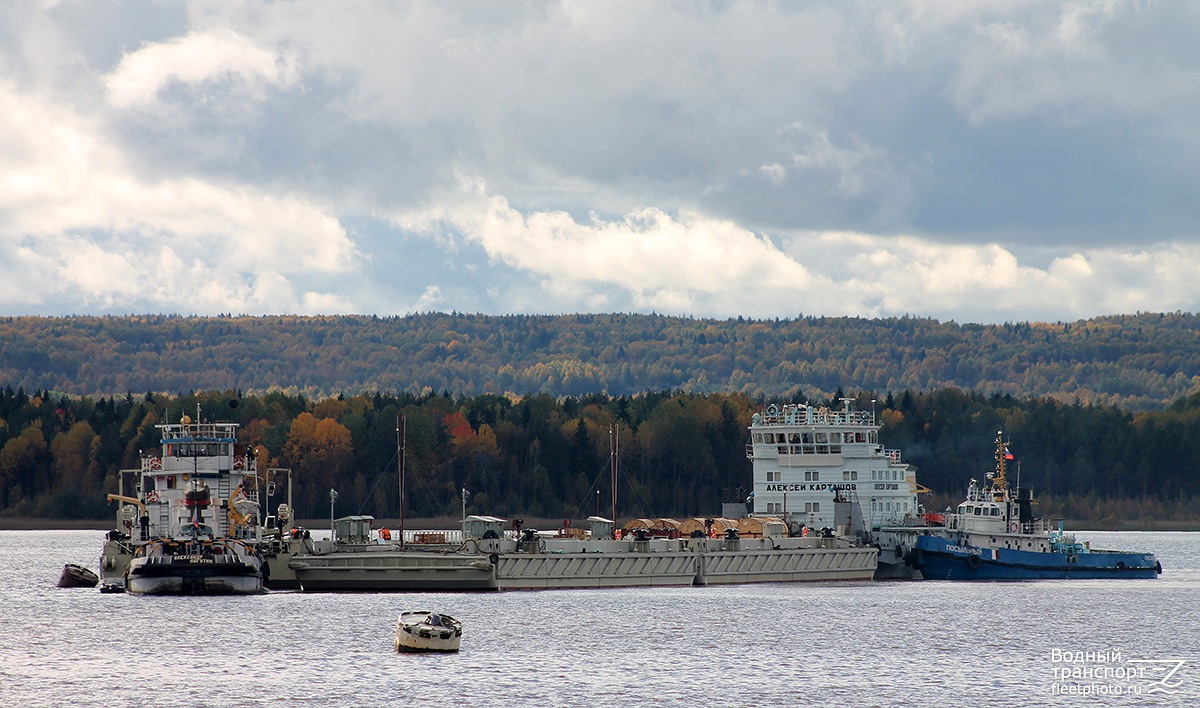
[[2, 517, 1198, 532]]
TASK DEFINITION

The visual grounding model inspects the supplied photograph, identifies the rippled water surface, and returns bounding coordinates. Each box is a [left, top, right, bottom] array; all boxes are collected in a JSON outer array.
[[3, 530, 1198, 706]]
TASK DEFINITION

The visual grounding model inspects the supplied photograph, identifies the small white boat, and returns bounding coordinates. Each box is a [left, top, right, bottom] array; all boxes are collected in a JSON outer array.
[[394, 611, 463, 653]]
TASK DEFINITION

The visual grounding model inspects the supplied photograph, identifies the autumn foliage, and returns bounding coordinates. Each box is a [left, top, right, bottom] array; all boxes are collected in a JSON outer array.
[[2, 386, 1200, 525]]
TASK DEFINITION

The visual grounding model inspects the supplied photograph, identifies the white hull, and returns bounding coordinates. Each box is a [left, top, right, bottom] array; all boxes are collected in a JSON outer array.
[[490, 536, 877, 590], [99, 536, 135, 591], [697, 545, 877, 585], [395, 612, 462, 653], [496, 550, 697, 589], [395, 632, 462, 653]]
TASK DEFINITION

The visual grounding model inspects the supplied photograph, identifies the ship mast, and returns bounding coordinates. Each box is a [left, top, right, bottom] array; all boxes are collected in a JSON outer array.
[[610, 423, 618, 537], [398, 414, 406, 547], [992, 430, 1008, 502]]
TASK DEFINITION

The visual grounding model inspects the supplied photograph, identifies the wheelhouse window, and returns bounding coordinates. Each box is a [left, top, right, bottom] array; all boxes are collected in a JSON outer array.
[[172, 442, 228, 457]]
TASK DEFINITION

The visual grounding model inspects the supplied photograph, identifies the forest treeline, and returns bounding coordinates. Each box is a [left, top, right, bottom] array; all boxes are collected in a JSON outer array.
[[2, 386, 1198, 525], [2, 312, 1200, 409]]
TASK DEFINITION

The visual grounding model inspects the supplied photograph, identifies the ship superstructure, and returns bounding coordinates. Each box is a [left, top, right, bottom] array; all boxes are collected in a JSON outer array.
[[746, 400, 919, 536], [100, 413, 271, 594], [135, 418, 263, 540]]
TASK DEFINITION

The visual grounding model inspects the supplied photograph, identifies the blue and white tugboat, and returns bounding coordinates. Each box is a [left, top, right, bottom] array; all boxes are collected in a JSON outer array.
[[908, 432, 1162, 580]]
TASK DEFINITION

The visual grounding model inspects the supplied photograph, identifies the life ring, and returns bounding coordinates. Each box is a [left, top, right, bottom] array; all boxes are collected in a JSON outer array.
[[233, 455, 245, 469], [145, 491, 160, 504], [965, 554, 981, 570], [149, 457, 162, 470], [1008, 521, 1019, 533]]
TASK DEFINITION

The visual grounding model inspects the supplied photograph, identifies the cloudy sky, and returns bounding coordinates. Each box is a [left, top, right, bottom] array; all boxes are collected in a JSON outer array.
[[2, 1, 1199, 324]]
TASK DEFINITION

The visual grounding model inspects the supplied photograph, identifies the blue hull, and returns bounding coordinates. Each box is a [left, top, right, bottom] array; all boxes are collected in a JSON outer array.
[[911, 536, 1160, 580]]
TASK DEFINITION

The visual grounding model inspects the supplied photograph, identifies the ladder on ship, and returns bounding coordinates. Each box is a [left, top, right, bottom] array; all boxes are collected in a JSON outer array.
[[217, 475, 232, 536]]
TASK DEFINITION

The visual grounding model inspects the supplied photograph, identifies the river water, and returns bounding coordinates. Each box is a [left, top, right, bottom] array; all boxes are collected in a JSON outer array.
[[2, 530, 1197, 707]]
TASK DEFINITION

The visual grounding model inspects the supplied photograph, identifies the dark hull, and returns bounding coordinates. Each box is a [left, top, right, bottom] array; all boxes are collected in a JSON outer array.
[[293, 567, 499, 592], [126, 558, 264, 595], [911, 536, 1161, 580], [58, 564, 99, 588]]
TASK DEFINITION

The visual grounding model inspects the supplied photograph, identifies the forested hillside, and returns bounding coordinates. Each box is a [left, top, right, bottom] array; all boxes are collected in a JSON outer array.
[[2, 312, 1199, 409], [2, 387, 1198, 525]]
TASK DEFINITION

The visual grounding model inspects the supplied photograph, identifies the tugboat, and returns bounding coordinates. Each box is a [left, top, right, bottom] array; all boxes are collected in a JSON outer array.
[[907, 432, 1162, 580], [125, 479, 264, 595], [99, 410, 271, 594]]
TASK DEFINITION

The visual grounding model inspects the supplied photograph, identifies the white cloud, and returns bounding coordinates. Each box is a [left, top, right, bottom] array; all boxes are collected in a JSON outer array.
[[759, 163, 786, 185], [104, 28, 297, 109], [0, 76, 358, 314], [772, 122, 890, 197], [812, 234, 1200, 322], [391, 179, 820, 315], [56, 237, 141, 300], [413, 285, 446, 312], [389, 178, 1200, 322], [947, 2, 1148, 125], [4, 1, 1200, 322]]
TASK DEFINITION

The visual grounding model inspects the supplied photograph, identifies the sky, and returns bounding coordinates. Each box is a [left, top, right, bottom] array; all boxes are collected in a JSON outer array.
[[2, 1, 1199, 324]]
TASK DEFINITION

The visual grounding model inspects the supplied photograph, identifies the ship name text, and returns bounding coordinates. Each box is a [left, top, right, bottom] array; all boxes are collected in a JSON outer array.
[[763, 483, 858, 492]]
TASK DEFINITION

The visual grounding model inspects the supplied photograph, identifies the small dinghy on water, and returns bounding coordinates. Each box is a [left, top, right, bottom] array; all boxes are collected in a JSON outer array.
[[394, 612, 463, 653], [58, 563, 99, 588]]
